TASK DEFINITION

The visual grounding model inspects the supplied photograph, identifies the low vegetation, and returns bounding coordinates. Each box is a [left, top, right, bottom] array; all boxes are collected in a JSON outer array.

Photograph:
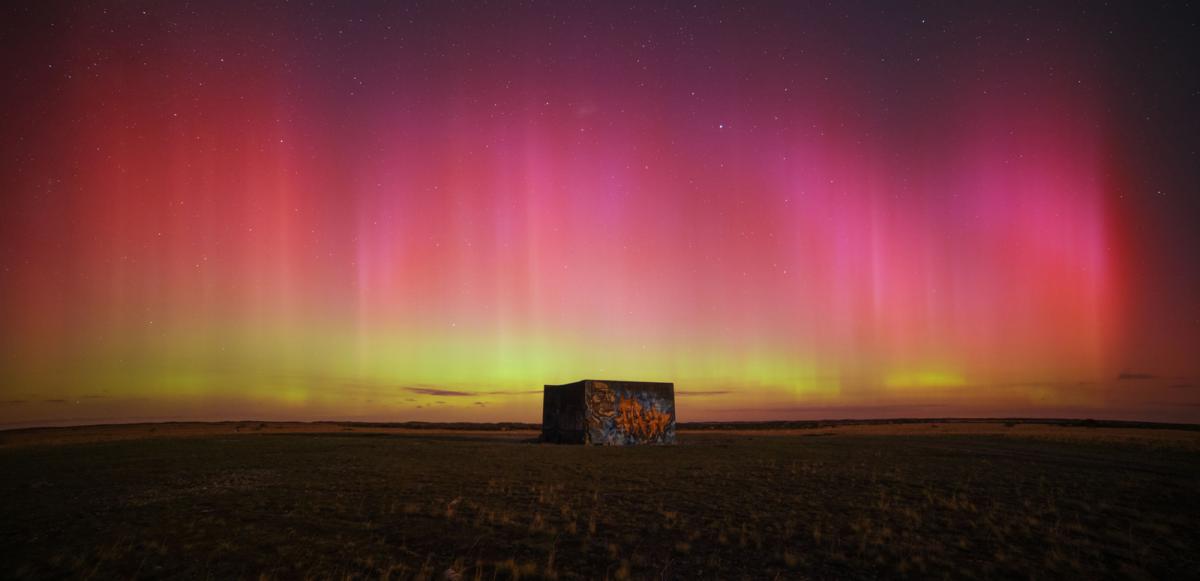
[[1, 423, 1197, 579]]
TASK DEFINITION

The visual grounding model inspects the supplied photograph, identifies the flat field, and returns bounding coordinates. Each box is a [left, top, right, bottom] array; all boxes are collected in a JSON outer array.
[[1, 422, 1197, 579]]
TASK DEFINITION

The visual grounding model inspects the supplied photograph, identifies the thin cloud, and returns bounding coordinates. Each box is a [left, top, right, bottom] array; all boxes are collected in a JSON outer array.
[[405, 387, 472, 397], [280, 376, 543, 399], [404, 386, 540, 397]]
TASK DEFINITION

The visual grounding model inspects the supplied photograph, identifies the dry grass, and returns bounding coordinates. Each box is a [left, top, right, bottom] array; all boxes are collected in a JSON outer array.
[[4, 419, 1196, 450], [1, 425, 1197, 579], [0, 421, 537, 448]]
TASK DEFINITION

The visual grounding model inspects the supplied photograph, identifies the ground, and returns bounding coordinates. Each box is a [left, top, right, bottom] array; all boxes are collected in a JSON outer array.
[[1, 422, 1197, 579]]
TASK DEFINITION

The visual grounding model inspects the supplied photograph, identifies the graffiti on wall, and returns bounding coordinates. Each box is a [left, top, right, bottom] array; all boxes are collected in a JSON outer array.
[[614, 398, 672, 440], [586, 381, 675, 445]]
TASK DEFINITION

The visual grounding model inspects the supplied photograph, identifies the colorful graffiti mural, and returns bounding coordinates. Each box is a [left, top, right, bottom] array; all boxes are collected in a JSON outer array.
[[614, 397, 672, 441], [542, 380, 676, 445]]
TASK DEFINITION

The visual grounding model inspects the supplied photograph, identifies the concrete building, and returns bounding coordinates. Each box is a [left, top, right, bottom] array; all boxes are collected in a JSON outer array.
[[541, 379, 676, 445]]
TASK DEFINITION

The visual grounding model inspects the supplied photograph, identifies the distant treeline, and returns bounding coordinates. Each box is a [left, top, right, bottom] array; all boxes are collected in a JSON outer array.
[[678, 418, 1200, 431], [330, 421, 538, 431], [333, 418, 1200, 432], [6, 417, 1196, 435]]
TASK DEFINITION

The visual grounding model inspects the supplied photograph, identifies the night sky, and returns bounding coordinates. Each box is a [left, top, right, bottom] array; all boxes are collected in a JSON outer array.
[[1, 1, 1197, 427]]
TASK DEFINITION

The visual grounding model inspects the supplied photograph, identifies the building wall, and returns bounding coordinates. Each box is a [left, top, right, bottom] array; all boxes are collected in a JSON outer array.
[[584, 380, 676, 445], [541, 382, 586, 443]]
